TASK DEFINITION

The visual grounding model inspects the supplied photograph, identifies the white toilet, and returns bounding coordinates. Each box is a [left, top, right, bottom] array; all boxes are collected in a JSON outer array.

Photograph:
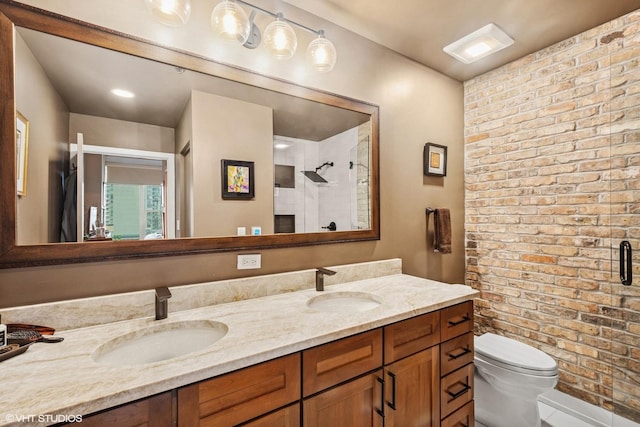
[[474, 333, 558, 427]]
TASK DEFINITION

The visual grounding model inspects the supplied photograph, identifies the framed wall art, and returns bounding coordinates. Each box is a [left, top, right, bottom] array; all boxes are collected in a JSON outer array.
[[424, 142, 447, 177], [221, 159, 254, 200], [16, 111, 29, 196]]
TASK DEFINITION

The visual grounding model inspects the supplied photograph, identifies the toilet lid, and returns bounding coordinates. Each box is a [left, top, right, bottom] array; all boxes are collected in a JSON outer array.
[[475, 333, 558, 376]]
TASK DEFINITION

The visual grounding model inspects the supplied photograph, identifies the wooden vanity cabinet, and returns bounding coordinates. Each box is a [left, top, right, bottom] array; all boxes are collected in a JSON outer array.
[[65, 301, 475, 427], [383, 348, 440, 427], [60, 391, 173, 427], [177, 353, 301, 427], [302, 329, 384, 427], [382, 311, 440, 427], [439, 301, 475, 426], [240, 404, 300, 427], [303, 370, 384, 427]]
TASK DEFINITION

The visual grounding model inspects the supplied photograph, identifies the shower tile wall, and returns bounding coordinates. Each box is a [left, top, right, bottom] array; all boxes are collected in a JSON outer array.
[[273, 129, 357, 233], [464, 9, 639, 422]]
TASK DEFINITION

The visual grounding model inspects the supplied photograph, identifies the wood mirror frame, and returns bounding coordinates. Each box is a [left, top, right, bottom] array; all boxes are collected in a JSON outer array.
[[0, 2, 380, 268]]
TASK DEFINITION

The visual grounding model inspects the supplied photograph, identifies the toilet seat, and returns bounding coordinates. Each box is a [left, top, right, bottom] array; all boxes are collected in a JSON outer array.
[[475, 333, 558, 377]]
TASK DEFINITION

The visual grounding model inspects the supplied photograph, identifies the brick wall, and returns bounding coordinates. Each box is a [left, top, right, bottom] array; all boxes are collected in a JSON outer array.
[[465, 10, 640, 421]]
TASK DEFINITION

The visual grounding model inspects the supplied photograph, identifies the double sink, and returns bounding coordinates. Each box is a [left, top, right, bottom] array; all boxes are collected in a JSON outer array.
[[92, 291, 382, 366]]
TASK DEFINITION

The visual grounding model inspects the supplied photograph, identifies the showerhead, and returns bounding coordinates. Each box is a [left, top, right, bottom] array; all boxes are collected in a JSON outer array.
[[302, 171, 328, 183]]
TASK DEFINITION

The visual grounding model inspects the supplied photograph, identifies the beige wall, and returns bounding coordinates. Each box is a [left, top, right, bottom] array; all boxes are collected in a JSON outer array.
[[0, 0, 464, 307], [69, 113, 175, 152], [191, 91, 274, 237], [175, 97, 193, 238], [15, 31, 68, 245], [465, 10, 640, 422]]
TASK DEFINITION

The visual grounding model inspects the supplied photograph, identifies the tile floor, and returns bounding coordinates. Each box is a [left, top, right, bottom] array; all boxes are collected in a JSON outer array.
[[476, 390, 640, 427]]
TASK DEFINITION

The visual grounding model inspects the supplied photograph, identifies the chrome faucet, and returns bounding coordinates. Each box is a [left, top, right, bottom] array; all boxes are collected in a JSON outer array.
[[155, 287, 172, 320], [315, 267, 337, 291]]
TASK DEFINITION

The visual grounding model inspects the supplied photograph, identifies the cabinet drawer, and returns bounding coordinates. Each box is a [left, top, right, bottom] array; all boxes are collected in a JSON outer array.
[[441, 401, 474, 427], [383, 311, 440, 364], [440, 332, 474, 376], [441, 301, 473, 341], [303, 329, 383, 397], [178, 353, 300, 427], [441, 363, 474, 418]]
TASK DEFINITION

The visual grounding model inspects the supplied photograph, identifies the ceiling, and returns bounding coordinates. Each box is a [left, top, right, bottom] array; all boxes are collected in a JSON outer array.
[[284, 0, 640, 81], [17, 27, 369, 140]]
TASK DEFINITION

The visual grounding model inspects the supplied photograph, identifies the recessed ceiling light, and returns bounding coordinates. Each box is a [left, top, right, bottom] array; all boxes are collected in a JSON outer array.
[[443, 23, 514, 64], [274, 143, 290, 149], [111, 88, 135, 98]]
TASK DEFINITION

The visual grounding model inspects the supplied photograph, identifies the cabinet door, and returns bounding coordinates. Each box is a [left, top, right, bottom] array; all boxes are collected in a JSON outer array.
[[303, 370, 384, 427], [384, 347, 440, 427], [178, 353, 300, 427], [240, 403, 300, 427], [67, 392, 173, 427]]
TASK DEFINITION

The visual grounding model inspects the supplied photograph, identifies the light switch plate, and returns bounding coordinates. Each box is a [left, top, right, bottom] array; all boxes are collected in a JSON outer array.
[[237, 254, 261, 269]]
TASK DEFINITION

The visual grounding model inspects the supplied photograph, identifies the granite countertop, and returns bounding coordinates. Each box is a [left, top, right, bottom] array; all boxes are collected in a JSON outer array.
[[1, 274, 478, 426]]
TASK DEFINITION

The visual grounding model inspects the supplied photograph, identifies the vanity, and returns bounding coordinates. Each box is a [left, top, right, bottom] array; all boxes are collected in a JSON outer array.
[[0, 260, 478, 427]]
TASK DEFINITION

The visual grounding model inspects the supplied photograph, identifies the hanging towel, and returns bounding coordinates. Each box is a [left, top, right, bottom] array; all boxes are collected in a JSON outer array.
[[434, 208, 452, 254], [59, 170, 77, 242]]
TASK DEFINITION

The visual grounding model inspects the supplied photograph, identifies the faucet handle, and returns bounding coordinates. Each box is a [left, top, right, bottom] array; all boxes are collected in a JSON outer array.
[[316, 267, 337, 276], [155, 287, 172, 301]]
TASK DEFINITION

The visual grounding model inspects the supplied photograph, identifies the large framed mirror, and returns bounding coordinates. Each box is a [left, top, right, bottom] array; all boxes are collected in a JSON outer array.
[[0, 2, 379, 268]]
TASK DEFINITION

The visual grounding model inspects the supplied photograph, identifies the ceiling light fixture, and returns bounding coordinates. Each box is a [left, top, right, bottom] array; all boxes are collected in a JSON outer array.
[[443, 23, 514, 64], [144, 0, 337, 72], [111, 88, 136, 98]]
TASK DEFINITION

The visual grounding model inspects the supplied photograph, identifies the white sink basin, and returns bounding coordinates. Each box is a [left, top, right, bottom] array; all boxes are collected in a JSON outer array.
[[92, 320, 228, 366], [307, 291, 382, 313]]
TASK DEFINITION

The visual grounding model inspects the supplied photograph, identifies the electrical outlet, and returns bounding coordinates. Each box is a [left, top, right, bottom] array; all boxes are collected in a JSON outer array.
[[237, 254, 261, 270]]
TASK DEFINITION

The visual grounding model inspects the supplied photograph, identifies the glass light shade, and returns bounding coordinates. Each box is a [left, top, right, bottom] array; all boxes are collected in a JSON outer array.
[[144, 0, 191, 27], [264, 16, 297, 60], [211, 0, 251, 44], [306, 34, 337, 72]]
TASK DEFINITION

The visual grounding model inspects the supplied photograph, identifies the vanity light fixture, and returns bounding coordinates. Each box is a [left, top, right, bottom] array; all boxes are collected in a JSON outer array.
[[144, 0, 337, 71], [306, 30, 337, 73], [144, 0, 192, 27], [211, 0, 251, 44], [263, 13, 297, 60], [443, 23, 514, 64]]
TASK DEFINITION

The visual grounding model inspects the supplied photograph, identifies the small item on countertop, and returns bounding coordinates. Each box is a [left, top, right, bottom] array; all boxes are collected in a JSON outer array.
[[0, 343, 30, 363], [0, 315, 6, 346], [7, 324, 56, 335], [7, 329, 64, 346]]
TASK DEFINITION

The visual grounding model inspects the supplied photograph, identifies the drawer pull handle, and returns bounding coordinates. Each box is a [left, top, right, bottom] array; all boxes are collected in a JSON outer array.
[[446, 382, 471, 400], [448, 347, 472, 360], [448, 315, 470, 327], [386, 371, 397, 410], [376, 376, 385, 418]]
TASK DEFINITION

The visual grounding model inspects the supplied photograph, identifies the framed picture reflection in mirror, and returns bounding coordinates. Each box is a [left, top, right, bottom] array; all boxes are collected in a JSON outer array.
[[221, 159, 255, 200]]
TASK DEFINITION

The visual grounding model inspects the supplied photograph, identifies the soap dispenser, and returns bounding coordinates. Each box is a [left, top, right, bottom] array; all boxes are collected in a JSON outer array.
[[0, 314, 6, 347]]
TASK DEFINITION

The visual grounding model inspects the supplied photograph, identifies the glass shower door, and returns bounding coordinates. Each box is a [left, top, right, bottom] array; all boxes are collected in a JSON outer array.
[[609, 25, 640, 425]]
